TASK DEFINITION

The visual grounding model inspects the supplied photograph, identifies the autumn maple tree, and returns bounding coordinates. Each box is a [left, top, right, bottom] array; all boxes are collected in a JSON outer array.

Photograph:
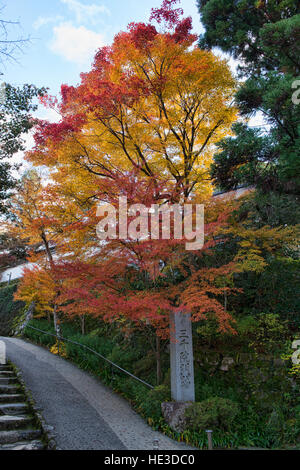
[[13, 1, 241, 365], [11, 171, 66, 330], [28, 0, 237, 204]]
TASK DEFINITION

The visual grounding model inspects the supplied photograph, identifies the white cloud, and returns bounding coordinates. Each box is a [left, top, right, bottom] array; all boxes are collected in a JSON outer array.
[[33, 15, 64, 30], [11, 106, 61, 177], [61, 0, 110, 24], [12, 132, 35, 166], [36, 105, 62, 123], [49, 22, 105, 65]]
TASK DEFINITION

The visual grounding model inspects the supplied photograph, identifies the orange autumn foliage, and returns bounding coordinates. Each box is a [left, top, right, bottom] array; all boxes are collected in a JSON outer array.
[[13, 1, 240, 336]]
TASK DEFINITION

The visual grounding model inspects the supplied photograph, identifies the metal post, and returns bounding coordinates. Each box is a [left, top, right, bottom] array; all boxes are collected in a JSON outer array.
[[57, 324, 61, 356], [153, 439, 159, 450], [205, 430, 213, 450]]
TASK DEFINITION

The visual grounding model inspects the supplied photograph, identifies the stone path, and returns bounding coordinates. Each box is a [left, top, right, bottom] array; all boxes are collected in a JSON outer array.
[[1, 337, 195, 451], [0, 364, 45, 450]]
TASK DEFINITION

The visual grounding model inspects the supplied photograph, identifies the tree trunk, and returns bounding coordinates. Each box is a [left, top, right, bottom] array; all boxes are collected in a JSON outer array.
[[53, 304, 60, 336], [156, 335, 162, 386], [41, 231, 53, 264], [80, 315, 85, 335]]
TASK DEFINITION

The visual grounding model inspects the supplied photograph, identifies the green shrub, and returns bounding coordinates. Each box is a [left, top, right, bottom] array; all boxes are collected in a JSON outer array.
[[0, 281, 25, 335], [113, 377, 146, 403], [133, 353, 156, 376], [264, 409, 285, 446], [22, 317, 300, 449], [184, 397, 240, 431], [108, 345, 142, 371], [138, 384, 170, 420], [24, 319, 56, 348], [149, 384, 170, 402]]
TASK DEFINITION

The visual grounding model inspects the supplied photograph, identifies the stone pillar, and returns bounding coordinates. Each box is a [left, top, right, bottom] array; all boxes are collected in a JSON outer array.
[[170, 311, 195, 402], [0, 340, 6, 364]]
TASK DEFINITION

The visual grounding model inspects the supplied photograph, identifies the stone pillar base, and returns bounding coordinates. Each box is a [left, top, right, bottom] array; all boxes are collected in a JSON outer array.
[[161, 401, 193, 432]]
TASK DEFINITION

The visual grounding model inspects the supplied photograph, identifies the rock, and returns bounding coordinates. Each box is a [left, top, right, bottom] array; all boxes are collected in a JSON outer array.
[[206, 353, 220, 366], [196, 352, 220, 367], [220, 357, 234, 371], [43, 424, 54, 432], [161, 401, 193, 432]]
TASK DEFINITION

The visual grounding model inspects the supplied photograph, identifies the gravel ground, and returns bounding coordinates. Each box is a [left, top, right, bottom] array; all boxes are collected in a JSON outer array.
[[0, 336, 195, 451]]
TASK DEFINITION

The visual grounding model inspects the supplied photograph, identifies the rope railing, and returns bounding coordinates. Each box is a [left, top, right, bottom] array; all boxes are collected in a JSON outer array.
[[25, 324, 154, 390]]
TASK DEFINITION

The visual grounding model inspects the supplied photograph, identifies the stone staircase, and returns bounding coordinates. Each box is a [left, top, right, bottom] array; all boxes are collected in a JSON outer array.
[[0, 364, 46, 450]]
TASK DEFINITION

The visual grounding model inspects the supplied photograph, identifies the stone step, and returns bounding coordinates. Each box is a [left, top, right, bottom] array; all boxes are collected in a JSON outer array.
[[0, 385, 19, 394], [0, 362, 48, 449], [0, 429, 42, 445], [0, 394, 25, 404], [0, 377, 17, 385], [0, 365, 13, 371], [0, 439, 45, 450], [0, 415, 32, 431], [0, 403, 28, 415]]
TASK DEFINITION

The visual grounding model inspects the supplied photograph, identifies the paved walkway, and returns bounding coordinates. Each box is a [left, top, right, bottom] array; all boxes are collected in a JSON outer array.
[[0, 337, 194, 451]]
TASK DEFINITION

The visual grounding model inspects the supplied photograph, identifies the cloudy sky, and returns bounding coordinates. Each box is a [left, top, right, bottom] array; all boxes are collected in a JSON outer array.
[[1, 0, 264, 170], [0, 0, 207, 167], [3, 0, 204, 103]]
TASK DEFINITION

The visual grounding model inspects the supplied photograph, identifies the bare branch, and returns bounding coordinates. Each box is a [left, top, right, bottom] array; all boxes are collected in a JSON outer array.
[[0, 6, 31, 70]]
